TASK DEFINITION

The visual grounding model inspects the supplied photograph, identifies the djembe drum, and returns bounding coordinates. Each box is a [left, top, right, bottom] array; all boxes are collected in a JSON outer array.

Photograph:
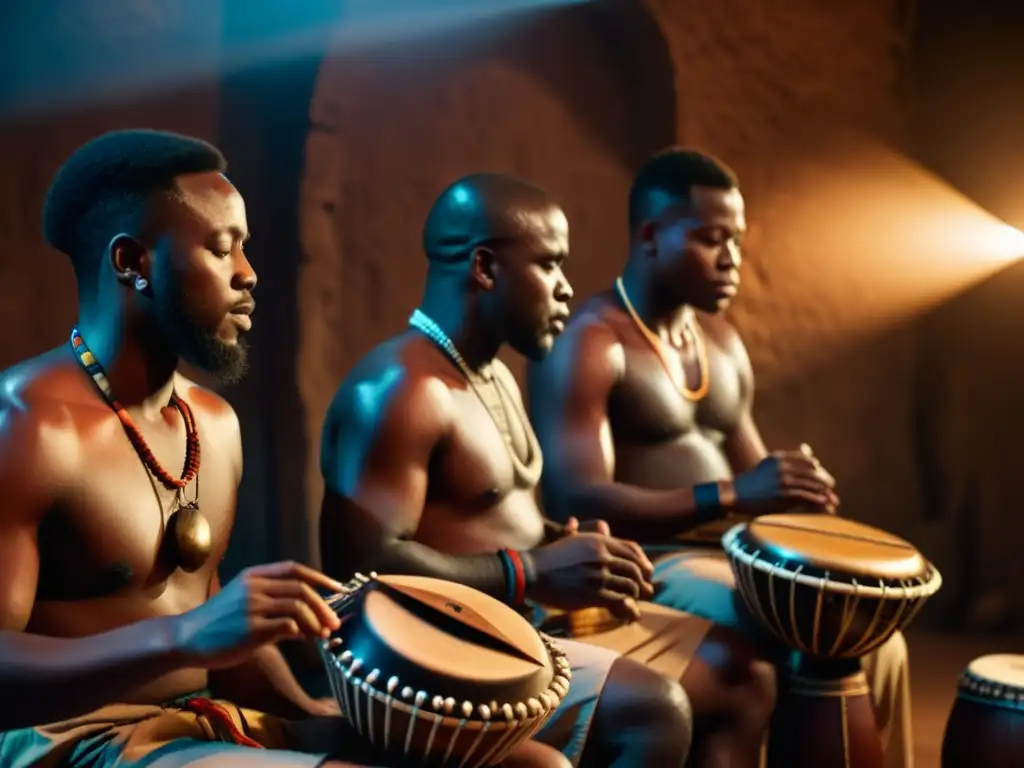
[[722, 513, 942, 768], [942, 654, 1024, 766], [319, 572, 570, 768]]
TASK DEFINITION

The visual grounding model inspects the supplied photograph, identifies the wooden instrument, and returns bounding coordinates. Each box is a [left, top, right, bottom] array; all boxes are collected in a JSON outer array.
[[722, 513, 942, 768], [942, 653, 1024, 766], [319, 573, 570, 768]]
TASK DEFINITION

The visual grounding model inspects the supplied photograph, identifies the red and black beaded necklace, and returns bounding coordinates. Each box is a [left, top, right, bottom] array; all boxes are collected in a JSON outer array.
[[70, 327, 212, 572]]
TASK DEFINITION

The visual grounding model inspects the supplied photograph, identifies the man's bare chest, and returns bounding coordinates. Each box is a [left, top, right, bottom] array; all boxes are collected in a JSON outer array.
[[37, 427, 235, 600], [609, 344, 745, 444], [430, 385, 541, 507]]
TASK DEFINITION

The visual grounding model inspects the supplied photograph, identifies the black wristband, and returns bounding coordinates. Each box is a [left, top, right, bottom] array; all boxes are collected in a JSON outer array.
[[693, 482, 722, 524]]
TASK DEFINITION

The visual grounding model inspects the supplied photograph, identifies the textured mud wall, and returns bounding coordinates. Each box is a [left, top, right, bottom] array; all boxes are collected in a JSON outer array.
[[299, 0, 939, 578], [0, 2, 222, 372]]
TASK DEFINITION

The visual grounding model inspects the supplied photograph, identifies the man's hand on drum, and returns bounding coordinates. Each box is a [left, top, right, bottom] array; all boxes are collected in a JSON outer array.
[[526, 533, 654, 622], [172, 561, 345, 670], [732, 445, 839, 516]]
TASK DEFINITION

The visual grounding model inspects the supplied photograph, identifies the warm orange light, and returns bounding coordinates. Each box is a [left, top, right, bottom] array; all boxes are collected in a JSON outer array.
[[988, 223, 1024, 262]]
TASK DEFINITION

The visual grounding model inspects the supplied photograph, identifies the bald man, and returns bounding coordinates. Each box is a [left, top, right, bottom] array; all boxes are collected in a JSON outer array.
[[319, 173, 777, 768], [526, 148, 914, 767]]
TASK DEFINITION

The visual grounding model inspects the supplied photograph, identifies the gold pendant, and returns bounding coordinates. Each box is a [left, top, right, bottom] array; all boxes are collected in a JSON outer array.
[[171, 503, 212, 573]]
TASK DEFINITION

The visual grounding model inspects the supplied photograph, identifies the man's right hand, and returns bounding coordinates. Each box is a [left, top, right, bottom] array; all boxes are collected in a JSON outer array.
[[732, 448, 839, 515], [526, 533, 654, 622], [172, 561, 345, 670]]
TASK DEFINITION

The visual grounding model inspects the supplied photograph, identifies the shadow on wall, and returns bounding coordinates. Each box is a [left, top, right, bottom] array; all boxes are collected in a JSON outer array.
[[298, 0, 679, 566]]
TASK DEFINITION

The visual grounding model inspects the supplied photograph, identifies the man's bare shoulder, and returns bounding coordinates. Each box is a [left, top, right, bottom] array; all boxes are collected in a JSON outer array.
[[542, 293, 626, 374], [1, 347, 91, 412], [174, 373, 240, 434], [0, 349, 89, 508], [324, 332, 457, 434]]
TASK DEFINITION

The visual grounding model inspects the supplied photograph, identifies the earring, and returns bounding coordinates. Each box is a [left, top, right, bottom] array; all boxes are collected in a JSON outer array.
[[134, 276, 148, 292]]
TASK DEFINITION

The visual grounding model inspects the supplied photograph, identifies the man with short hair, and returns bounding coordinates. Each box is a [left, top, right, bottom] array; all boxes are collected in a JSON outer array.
[[0, 130, 565, 768], [527, 147, 913, 767]]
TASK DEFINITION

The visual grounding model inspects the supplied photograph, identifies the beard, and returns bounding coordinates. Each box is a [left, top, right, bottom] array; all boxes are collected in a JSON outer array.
[[153, 266, 250, 387], [176, 320, 250, 386]]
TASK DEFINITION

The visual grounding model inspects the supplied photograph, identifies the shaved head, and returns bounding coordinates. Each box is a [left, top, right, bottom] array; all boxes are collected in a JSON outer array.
[[420, 172, 572, 360], [423, 173, 561, 264]]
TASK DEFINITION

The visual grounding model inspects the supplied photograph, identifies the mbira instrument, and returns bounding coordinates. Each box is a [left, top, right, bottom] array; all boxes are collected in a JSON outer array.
[[319, 573, 570, 768], [722, 513, 942, 768], [942, 653, 1024, 766]]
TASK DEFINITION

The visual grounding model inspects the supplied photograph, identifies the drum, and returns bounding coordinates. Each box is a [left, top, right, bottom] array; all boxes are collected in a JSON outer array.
[[722, 513, 942, 768], [319, 572, 570, 768], [942, 654, 1024, 766]]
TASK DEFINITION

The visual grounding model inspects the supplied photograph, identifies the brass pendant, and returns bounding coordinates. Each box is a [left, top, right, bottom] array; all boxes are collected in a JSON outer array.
[[171, 503, 212, 573]]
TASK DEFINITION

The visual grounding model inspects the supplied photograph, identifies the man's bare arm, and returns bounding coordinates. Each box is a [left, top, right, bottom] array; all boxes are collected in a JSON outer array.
[[204, 571, 326, 719], [721, 383, 768, 473], [319, 374, 512, 598], [0, 405, 185, 730]]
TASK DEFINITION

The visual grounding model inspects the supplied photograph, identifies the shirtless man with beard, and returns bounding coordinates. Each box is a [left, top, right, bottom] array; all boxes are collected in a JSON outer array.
[[526, 148, 914, 768], [319, 172, 777, 768], [0, 130, 565, 768]]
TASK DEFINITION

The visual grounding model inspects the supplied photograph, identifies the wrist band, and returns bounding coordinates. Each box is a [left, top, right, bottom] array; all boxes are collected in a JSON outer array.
[[694, 482, 723, 524], [497, 549, 527, 606]]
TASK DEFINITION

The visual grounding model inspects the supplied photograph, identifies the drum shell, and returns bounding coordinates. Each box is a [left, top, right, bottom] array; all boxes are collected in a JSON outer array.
[[730, 561, 926, 658], [942, 696, 1024, 767], [942, 663, 1024, 767], [322, 649, 553, 768], [768, 670, 882, 768], [318, 574, 569, 768]]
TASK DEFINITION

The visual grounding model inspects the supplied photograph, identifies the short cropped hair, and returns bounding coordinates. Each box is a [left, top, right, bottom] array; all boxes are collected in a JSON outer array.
[[43, 129, 227, 271], [628, 148, 737, 230]]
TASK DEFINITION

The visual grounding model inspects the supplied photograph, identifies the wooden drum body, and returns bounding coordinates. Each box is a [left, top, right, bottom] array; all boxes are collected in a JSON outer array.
[[942, 654, 1024, 766], [722, 514, 942, 768], [319, 573, 570, 768]]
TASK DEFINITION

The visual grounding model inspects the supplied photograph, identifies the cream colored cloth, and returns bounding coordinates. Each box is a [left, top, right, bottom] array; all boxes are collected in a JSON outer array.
[[563, 602, 712, 683]]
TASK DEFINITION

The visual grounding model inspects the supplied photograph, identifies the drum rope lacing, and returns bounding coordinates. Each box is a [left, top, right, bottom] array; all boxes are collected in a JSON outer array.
[[319, 572, 571, 767], [722, 524, 942, 657]]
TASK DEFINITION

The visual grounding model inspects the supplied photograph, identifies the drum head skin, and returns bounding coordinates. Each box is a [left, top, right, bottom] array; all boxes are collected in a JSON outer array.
[[745, 514, 926, 581], [967, 654, 1024, 690], [333, 574, 558, 704], [320, 574, 569, 768], [364, 575, 550, 685]]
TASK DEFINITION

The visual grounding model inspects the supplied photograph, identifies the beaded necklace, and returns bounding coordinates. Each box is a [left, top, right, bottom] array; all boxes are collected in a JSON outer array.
[[408, 309, 542, 489], [614, 277, 710, 402], [70, 328, 211, 572]]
